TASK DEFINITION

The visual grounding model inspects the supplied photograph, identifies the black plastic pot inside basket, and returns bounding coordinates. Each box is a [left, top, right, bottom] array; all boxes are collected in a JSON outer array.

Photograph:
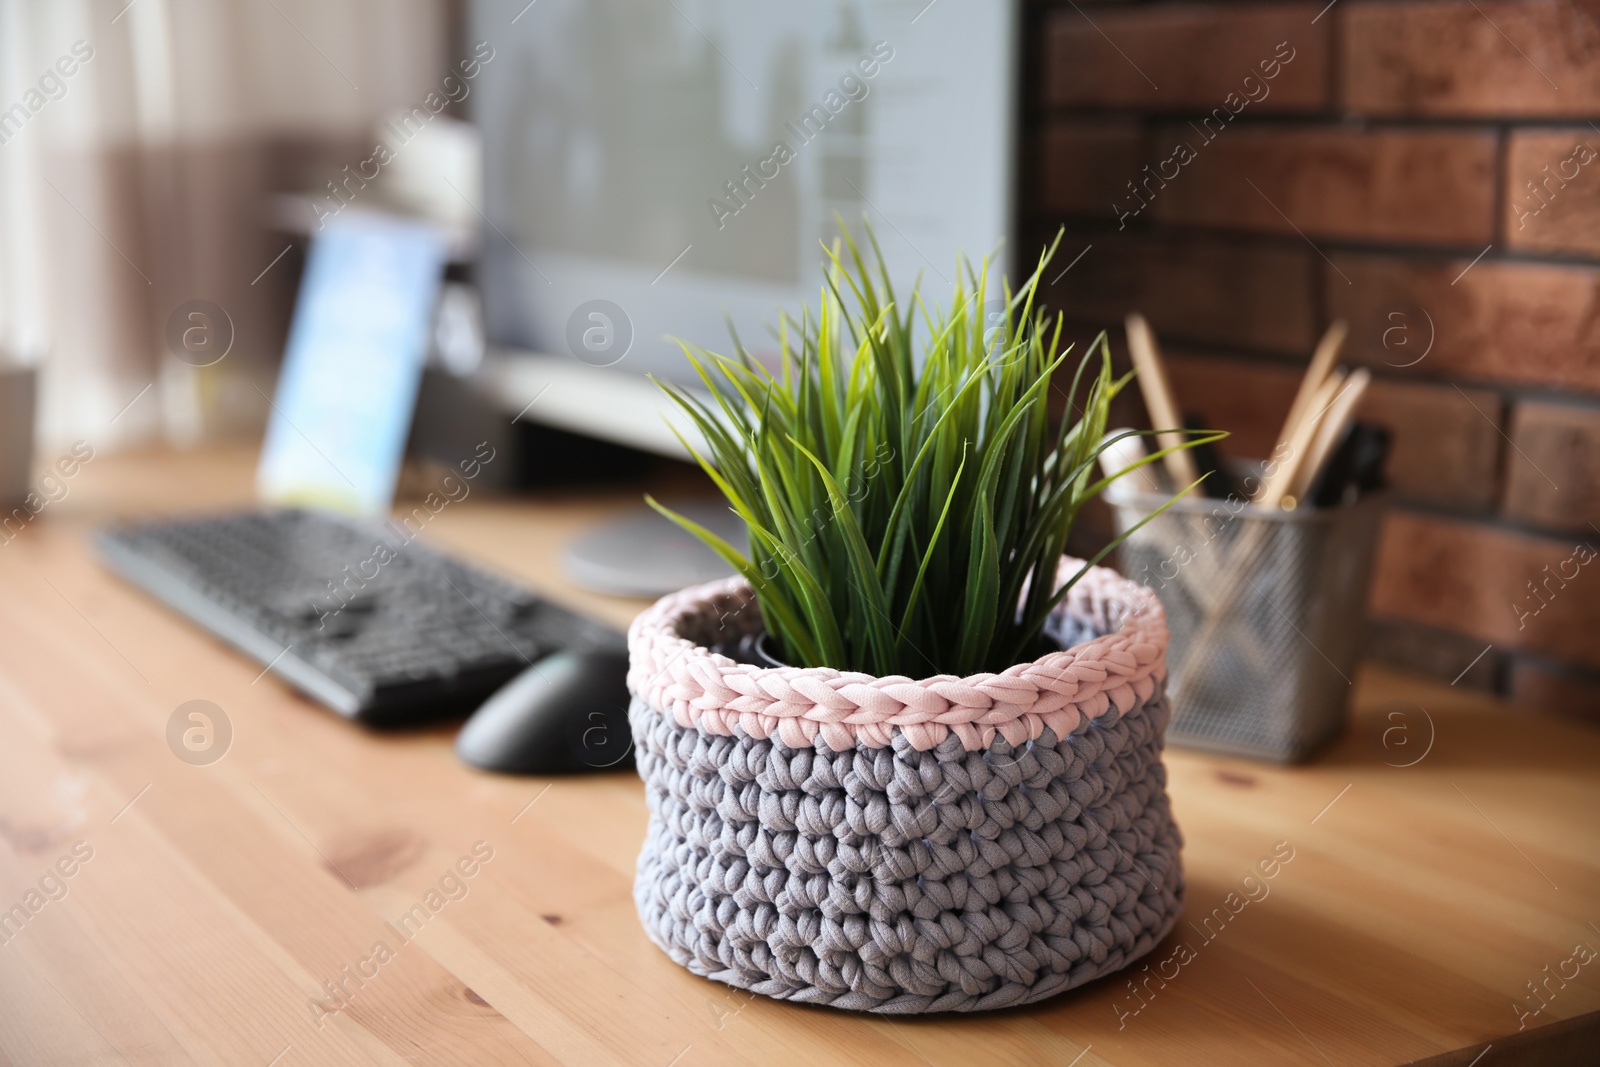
[[719, 611, 1106, 671]]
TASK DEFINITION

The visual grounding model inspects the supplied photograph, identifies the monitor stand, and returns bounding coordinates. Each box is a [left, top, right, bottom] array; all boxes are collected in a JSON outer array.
[[564, 502, 746, 598]]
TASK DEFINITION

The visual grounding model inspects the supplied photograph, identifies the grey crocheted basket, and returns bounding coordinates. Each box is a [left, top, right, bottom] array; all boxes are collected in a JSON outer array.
[[626, 559, 1184, 1014]]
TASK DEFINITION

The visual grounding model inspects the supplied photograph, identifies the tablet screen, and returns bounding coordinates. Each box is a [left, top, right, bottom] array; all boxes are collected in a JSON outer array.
[[257, 214, 446, 514]]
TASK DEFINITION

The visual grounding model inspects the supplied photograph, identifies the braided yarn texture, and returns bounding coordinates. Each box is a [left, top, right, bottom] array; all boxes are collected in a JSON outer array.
[[627, 560, 1168, 752], [627, 562, 1185, 1013]]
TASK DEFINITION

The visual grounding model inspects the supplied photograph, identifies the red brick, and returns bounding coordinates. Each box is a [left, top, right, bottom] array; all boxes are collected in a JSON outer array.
[[1343, 0, 1600, 118], [1364, 617, 1503, 692], [1502, 400, 1600, 531], [1043, 4, 1329, 111], [1162, 354, 1502, 507], [1036, 123, 1142, 216], [1508, 657, 1600, 723], [1148, 127, 1497, 246], [1163, 353, 1300, 461], [1328, 254, 1600, 393], [1041, 233, 1318, 353], [1368, 510, 1600, 669], [1356, 379, 1502, 511], [1503, 129, 1600, 257]]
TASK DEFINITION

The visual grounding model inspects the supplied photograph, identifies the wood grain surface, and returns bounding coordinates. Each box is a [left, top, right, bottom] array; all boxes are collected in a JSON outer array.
[[0, 447, 1595, 1066]]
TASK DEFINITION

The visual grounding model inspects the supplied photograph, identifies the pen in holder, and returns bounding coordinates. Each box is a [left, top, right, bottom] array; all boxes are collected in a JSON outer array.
[[1111, 313, 1388, 761]]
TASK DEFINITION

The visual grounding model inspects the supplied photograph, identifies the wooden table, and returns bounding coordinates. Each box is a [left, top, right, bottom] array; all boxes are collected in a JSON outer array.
[[1, 447, 1596, 1066]]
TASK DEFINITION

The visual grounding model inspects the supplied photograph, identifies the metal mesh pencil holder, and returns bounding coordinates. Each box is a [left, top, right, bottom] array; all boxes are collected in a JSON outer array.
[[1107, 490, 1383, 762]]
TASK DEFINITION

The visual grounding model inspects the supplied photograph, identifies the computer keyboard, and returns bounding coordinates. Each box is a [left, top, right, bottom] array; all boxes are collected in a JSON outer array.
[[96, 509, 626, 724]]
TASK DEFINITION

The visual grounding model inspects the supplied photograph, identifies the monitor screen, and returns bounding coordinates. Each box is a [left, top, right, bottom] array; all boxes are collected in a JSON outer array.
[[471, 0, 1016, 391]]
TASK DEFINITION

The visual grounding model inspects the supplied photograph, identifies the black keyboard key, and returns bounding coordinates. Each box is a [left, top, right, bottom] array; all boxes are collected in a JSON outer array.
[[95, 508, 625, 724]]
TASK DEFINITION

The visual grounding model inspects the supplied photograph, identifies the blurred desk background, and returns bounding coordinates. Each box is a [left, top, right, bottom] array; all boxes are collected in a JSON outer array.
[[0, 447, 1596, 1066]]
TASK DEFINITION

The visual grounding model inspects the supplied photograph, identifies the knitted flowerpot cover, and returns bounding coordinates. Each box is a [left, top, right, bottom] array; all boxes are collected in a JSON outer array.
[[626, 559, 1184, 1014]]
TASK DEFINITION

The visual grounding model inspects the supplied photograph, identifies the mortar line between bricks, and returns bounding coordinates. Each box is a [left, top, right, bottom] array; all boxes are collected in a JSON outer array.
[[1016, 311, 1600, 411], [1450, 245, 1494, 285], [1454, 383, 1560, 491], [1018, 216, 1599, 269], [1244, 184, 1350, 283], [1492, 125, 1509, 250], [1366, 500, 1600, 547], [1452, 645, 1495, 686], [1032, 112, 1600, 135]]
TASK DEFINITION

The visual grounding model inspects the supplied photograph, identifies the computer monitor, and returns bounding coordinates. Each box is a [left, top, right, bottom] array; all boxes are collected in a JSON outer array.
[[470, 0, 1018, 458]]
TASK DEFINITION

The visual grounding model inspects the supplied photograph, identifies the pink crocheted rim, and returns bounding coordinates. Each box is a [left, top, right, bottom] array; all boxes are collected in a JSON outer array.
[[626, 558, 1168, 752]]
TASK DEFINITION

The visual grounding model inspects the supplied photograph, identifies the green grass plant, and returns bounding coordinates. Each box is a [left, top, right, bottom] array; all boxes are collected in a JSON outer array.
[[648, 223, 1218, 677]]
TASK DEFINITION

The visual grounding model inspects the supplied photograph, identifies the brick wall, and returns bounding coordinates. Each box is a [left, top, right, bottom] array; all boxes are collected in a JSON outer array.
[[1028, 0, 1600, 721]]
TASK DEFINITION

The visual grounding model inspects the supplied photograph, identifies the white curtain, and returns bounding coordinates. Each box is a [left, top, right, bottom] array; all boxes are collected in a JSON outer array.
[[0, 0, 449, 450]]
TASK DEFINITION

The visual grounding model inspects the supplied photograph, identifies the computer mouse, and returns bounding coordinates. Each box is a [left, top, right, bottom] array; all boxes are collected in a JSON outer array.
[[454, 649, 635, 774]]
